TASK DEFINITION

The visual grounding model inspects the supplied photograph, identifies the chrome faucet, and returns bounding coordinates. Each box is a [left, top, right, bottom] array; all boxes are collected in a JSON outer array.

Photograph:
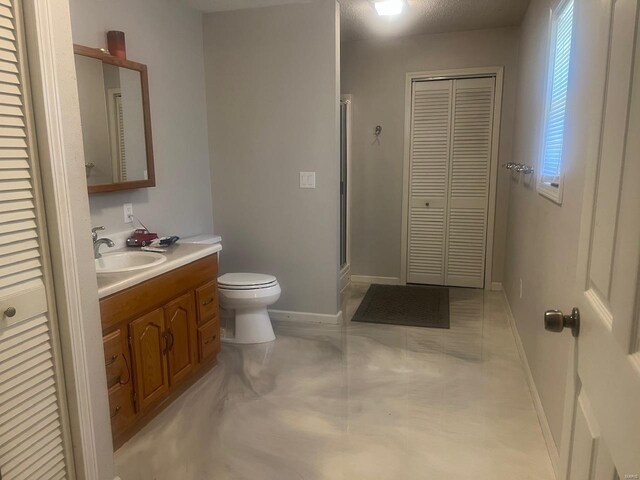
[[92, 226, 115, 259]]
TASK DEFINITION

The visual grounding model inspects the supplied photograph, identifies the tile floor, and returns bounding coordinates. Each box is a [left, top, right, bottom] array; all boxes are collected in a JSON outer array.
[[114, 284, 556, 480]]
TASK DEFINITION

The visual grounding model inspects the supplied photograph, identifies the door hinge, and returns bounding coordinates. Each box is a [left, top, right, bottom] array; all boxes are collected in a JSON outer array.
[[128, 336, 132, 346]]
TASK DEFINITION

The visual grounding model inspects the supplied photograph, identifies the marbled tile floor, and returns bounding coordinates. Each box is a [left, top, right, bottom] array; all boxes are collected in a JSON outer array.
[[115, 284, 556, 480]]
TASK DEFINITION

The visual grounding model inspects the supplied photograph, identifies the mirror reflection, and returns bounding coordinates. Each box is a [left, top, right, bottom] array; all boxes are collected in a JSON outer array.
[[75, 54, 149, 187]]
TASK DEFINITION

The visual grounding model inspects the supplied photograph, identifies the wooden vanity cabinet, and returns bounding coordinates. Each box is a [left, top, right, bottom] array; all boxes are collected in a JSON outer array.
[[100, 254, 220, 448]]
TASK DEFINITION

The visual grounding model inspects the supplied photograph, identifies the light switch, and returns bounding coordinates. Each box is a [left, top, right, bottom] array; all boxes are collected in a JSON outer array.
[[300, 172, 316, 189]]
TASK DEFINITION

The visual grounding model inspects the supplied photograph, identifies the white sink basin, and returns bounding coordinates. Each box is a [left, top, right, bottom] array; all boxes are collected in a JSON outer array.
[[95, 251, 166, 274]]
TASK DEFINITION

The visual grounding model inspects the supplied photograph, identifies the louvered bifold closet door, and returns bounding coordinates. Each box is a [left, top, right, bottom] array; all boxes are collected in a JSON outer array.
[[444, 78, 495, 288], [0, 0, 72, 479], [407, 80, 452, 284]]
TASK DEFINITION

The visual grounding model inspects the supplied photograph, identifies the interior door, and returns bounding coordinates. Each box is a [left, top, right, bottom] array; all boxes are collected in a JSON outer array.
[[0, 0, 74, 477], [407, 77, 494, 288], [164, 292, 196, 386], [407, 80, 452, 285], [444, 78, 494, 288], [130, 308, 169, 411], [555, 0, 640, 477]]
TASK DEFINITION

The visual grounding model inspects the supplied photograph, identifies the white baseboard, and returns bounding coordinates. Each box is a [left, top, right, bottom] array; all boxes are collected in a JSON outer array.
[[502, 292, 560, 479], [491, 282, 503, 291], [350, 275, 401, 285], [269, 309, 343, 325]]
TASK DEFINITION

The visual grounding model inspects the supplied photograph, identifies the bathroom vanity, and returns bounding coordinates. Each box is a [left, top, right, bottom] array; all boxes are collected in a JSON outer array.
[[97, 243, 221, 448]]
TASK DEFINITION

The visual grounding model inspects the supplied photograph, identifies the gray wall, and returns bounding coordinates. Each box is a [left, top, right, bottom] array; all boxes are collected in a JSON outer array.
[[203, 0, 341, 315], [503, 0, 605, 450], [69, 0, 213, 238], [341, 27, 520, 284]]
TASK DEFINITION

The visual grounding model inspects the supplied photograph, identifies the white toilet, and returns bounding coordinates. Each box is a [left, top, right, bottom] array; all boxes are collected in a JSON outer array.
[[218, 273, 281, 344]]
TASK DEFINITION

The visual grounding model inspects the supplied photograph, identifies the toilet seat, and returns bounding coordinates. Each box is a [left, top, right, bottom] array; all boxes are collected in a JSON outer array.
[[218, 273, 278, 290], [218, 272, 281, 344]]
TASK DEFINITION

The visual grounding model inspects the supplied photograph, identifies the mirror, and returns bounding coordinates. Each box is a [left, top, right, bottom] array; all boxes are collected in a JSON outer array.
[[74, 45, 155, 193]]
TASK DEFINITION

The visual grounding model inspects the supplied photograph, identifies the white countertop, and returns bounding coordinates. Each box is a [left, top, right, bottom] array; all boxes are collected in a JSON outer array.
[[96, 242, 222, 299]]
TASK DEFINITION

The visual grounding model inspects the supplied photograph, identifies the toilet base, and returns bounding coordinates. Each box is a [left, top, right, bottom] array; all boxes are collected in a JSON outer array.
[[221, 307, 276, 344]]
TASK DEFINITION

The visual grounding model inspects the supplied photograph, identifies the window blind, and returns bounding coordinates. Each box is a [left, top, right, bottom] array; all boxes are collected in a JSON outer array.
[[541, 0, 574, 185]]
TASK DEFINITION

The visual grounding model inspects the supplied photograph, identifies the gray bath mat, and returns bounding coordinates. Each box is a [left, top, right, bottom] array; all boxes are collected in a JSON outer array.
[[352, 284, 450, 329]]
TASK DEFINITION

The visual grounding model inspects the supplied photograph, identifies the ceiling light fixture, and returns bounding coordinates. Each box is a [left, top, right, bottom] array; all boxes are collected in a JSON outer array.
[[374, 0, 404, 16]]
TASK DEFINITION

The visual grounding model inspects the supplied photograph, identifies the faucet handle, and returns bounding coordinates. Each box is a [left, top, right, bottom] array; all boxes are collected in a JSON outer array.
[[91, 226, 105, 241]]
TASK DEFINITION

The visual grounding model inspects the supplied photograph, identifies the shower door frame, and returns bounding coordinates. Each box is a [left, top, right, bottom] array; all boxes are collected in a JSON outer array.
[[339, 94, 352, 292]]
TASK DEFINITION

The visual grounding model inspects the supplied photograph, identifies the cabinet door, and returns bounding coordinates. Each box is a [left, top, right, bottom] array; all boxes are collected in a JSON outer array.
[[195, 280, 218, 324], [103, 327, 137, 440], [130, 308, 169, 411], [108, 382, 136, 440], [164, 292, 197, 386], [103, 329, 130, 389], [197, 318, 221, 364]]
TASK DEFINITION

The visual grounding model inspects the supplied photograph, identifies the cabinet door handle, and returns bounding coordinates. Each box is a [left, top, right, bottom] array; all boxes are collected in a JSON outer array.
[[164, 330, 175, 352], [202, 298, 214, 306], [111, 405, 121, 418], [163, 331, 171, 354], [105, 353, 119, 367], [204, 335, 217, 345], [119, 352, 132, 385]]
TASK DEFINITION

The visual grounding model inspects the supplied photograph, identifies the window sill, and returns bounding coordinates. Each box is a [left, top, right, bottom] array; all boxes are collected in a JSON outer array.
[[537, 181, 563, 205]]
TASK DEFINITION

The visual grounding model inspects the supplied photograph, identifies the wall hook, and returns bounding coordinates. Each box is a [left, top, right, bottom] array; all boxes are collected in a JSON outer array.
[[372, 125, 382, 145]]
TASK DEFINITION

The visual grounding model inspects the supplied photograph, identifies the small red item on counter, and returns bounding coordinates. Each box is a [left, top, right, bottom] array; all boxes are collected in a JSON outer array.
[[126, 229, 158, 247]]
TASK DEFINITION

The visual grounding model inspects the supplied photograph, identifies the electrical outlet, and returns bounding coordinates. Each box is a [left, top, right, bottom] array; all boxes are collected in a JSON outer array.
[[124, 203, 134, 223], [519, 278, 523, 299], [299, 172, 316, 189]]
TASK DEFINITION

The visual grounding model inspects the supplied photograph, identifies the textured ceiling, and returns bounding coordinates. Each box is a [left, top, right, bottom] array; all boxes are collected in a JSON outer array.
[[340, 0, 530, 41], [182, 0, 530, 41], [182, 0, 309, 13]]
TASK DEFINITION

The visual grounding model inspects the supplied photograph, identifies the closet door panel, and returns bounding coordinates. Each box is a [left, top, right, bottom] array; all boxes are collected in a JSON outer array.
[[407, 80, 452, 284], [445, 78, 495, 288], [0, 0, 73, 477]]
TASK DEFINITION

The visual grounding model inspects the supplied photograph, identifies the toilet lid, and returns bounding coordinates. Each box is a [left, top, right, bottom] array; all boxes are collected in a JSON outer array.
[[218, 273, 278, 289]]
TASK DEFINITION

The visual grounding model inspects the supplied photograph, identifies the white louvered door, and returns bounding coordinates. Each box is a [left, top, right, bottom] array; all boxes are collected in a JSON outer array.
[[0, 0, 74, 479], [407, 77, 495, 288], [407, 80, 452, 285], [445, 78, 494, 288]]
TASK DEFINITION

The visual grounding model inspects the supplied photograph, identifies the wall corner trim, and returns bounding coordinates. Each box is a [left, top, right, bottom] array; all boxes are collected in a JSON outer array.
[[350, 275, 401, 285], [269, 309, 343, 325], [502, 292, 561, 478]]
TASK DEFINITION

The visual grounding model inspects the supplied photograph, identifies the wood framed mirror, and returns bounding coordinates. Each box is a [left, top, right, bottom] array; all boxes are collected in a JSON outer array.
[[74, 45, 155, 193]]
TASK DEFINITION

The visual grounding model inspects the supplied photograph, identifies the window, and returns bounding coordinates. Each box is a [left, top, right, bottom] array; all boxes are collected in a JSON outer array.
[[538, 0, 574, 203]]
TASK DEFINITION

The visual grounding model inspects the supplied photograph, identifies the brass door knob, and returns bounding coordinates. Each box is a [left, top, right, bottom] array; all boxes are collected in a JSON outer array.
[[544, 307, 580, 337]]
